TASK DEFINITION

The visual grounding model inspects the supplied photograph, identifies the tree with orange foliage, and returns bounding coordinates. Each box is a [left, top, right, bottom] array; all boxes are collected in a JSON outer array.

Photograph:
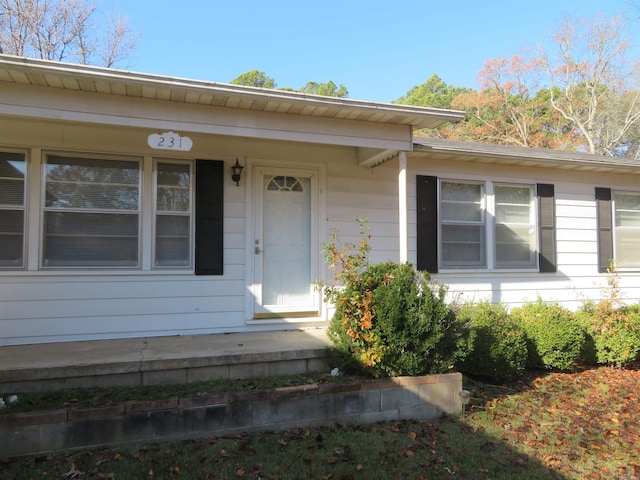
[[441, 55, 575, 149]]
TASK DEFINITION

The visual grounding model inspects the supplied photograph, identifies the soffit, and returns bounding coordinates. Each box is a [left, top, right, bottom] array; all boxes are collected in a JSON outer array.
[[0, 55, 465, 130]]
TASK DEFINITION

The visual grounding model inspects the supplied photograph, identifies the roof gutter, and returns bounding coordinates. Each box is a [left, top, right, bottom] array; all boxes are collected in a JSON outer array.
[[0, 55, 465, 126]]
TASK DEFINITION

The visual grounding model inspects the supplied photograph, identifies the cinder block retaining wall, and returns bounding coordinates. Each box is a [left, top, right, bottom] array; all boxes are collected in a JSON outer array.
[[0, 373, 463, 458]]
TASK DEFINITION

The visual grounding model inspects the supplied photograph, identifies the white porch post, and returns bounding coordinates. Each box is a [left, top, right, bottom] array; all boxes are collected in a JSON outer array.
[[398, 151, 408, 263]]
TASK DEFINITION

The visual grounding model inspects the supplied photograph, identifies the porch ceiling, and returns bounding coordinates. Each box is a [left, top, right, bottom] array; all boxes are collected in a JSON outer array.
[[0, 55, 464, 131]]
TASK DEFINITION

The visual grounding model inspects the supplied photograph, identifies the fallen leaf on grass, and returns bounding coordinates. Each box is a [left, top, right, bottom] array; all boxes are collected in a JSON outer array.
[[62, 463, 85, 478]]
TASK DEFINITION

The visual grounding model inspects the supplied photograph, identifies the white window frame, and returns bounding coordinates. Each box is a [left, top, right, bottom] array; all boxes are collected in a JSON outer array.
[[153, 159, 193, 269], [613, 190, 640, 269], [438, 179, 538, 271], [40, 152, 142, 269], [0, 149, 28, 269]]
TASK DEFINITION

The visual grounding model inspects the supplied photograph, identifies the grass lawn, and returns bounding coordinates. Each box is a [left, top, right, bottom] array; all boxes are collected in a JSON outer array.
[[2, 367, 639, 479]]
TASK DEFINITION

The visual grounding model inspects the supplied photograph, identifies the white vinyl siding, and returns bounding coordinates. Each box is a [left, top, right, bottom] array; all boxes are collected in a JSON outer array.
[[42, 155, 141, 268], [614, 192, 640, 268], [154, 161, 192, 268], [0, 150, 26, 268]]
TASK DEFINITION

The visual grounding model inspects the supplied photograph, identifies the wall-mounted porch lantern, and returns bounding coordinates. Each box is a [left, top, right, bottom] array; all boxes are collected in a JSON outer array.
[[231, 158, 244, 186]]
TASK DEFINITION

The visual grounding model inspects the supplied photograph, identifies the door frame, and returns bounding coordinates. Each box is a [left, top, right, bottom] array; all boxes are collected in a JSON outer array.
[[244, 158, 327, 323]]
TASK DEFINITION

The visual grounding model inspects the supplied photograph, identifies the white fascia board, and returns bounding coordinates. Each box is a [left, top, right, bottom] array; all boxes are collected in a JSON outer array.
[[0, 83, 412, 150]]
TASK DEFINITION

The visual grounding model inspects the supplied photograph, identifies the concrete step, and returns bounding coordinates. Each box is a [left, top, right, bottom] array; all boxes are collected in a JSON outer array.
[[0, 329, 336, 394]]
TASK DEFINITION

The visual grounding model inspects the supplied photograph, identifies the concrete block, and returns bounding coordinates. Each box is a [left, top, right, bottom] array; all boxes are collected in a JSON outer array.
[[253, 395, 319, 428], [142, 368, 188, 386], [315, 391, 336, 421], [66, 417, 123, 450], [179, 394, 229, 409], [186, 365, 229, 382], [0, 425, 40, 458], [360, 409, 400, 424], [419, 382, 458, 414], [0, 409, 67, 428], [39, 422, 69, 453], [306, 357, 331, 373], [268, 359, 307, 376], [380, 384, 422, 411], [68, 405, 124, 421], [204, 401, 253, 432], [229, 362, 270, 380], [332, 391, 378, 416], [147, 410, 182, 440], [120, 411, 156, 443], [398, 403, 439, 421], [125, 398, 179, 414]]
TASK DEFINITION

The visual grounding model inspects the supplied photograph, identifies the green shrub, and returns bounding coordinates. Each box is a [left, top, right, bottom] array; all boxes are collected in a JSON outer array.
[[575, 264, 640, 368], [577, 300, 640, 367], [322, 220, 472, 377], [456, 302, 527, 383], [372, 264, 472, 376], [510, 299, 586, 371]]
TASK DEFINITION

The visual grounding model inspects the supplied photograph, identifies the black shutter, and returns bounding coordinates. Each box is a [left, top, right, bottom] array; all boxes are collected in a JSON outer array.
[[595, 187, 613, 273], [416, 175, 438, 273], [537, 183, 557, 273], [195, 160, 224, 275]]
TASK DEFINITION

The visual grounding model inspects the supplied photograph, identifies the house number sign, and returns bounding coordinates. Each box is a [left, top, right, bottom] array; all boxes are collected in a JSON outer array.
[[148, 131, 193, 151]]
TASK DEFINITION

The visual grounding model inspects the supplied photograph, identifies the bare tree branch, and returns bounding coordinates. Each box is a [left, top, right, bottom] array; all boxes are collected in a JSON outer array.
[[0, 0, 137, 67]]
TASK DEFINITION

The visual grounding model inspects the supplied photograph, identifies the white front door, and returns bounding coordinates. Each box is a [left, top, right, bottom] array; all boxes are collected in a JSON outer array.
[[253, 166, 319, 318]]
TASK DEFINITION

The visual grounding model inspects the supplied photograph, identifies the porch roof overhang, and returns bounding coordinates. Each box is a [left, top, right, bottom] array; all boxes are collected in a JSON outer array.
[[0, 55, 465, 166], [411, 137, 640, 175]]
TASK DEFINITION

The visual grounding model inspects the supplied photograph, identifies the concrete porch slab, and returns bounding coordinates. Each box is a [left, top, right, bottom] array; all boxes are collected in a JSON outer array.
[[0, 329, 335, 393]]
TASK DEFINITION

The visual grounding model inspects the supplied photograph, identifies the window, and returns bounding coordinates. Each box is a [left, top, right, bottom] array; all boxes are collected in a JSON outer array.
[[440, 181, 485, 267], [614, 192, 640, 268], [0, 151, 26, 268], [494, 185, 536, 268], [42, 155, 140, 267], [417, 176, 552, 273], [596, 188, 640, 271], [155, 161, 192, 267], [0, 149, 223, 273]]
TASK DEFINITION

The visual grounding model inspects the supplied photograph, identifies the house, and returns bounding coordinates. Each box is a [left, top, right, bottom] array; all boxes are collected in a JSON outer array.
[[0, 55, 638, 346]]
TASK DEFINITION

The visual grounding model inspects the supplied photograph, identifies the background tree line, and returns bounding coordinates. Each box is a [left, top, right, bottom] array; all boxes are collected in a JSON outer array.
[[394, 14, 640, 159], [2, 1, 638, 158]]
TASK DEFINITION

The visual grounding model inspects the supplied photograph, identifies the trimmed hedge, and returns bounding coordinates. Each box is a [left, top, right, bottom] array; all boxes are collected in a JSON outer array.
[[510, 300, 586, 371], [455, 302, 528, 383], [576, 301, 640, 368]]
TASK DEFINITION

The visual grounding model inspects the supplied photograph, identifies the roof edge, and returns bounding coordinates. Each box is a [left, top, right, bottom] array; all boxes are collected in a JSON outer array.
[[0, 54, 465, 125], [413, 137, 640, 171]]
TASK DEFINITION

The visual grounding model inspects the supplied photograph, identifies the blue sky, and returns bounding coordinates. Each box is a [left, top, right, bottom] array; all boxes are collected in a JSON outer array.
[[102, 0, 638, 103]]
